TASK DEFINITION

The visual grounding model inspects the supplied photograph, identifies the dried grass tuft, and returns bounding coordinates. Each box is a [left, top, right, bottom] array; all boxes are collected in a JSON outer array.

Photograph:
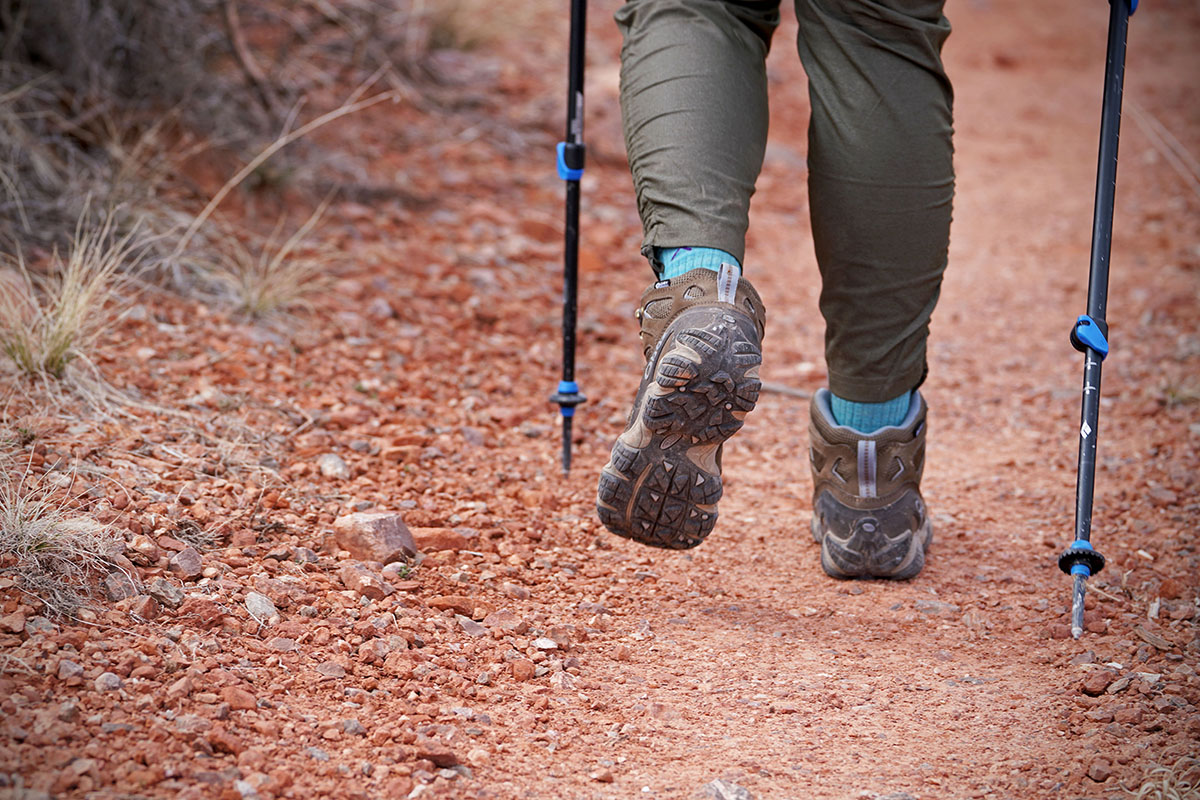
[[0, 452, 118, 616], [1129, 757, 1200, 800], [0, 208, 148, 381]]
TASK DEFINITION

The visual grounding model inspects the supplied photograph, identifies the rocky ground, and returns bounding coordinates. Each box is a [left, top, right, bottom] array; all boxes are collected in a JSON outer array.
[[1, 1, 1198, 799]]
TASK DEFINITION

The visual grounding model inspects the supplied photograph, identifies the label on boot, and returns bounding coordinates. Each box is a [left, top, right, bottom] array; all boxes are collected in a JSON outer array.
[[717, 262, 740, 305]]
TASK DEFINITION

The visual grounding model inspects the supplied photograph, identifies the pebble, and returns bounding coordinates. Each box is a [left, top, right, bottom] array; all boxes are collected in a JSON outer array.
[[103, 571, 139, 601], [128, 597, 160, 623], [305, 747, 330, 762], [222, 686, 258, 711], [245, 592, 278, 621], [94, 672, 124, 692], [0, 611, 26, 633], [148, 578, 185, 608], [57, 660, 84, 680], [457, 615, 488, 637], [590, 769, 615, 783], [316, 453, 351, 480], [701, 779, 754, 800], [342, 719, 367, 736], [1087, 759, 1112, 782], [316, 661, 347, 679], [511, 659, 536, 681], [338, 564, 387, 600], [411, 527, 470, 552], [913, 597, 961, 617], [169, 547, 204, 580], [483, 610, 529, 634], [1082, 670, 1118, 696], [532, 637, 559, 651], [333, 512, 417, 565]]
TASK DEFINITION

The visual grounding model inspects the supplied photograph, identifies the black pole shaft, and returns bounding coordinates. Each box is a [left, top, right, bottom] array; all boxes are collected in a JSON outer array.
[[562, 0, 586, 386], [1073, 0, 1129, 547]]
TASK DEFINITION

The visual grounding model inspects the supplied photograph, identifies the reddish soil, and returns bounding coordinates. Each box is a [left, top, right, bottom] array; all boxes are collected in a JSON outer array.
[[2, 1, 1198, 798]]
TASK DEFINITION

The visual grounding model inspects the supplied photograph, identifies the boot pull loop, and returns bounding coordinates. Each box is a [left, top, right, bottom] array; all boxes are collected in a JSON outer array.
[[716, 262, 740, 304]]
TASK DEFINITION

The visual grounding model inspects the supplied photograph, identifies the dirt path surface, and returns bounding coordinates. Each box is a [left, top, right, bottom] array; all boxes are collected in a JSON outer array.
[[2, 1, 1198, 799]]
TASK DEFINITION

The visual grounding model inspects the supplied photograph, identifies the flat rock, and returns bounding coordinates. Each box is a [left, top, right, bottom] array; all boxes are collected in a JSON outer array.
[[411, 527, 471, 552], [456, 615, 488, 637], [245, 592, 279, 621], [316, 661, 347, 679], [482, 610, 529, 634], [333, 512, 416, 565], [129, 595, 160, 620], [0, 611, 26, 634]]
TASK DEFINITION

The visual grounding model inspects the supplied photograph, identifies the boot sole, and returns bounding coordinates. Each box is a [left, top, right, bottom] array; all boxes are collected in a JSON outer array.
[[597, 312, 761, 549], [811, 513, 933, 580]]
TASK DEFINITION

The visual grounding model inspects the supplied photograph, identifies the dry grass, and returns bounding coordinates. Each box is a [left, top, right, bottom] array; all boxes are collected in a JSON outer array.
[[1129, 757, 1200, 800], [0, 209, 148, 381], [0, 451, 119, 616]]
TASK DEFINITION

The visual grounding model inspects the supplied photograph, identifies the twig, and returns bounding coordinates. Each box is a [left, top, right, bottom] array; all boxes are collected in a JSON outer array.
[[221, 0, 284, 120], [1128, 99, 1200, 201], [760, 381, 812, 399], [170, 89, 398, 261]]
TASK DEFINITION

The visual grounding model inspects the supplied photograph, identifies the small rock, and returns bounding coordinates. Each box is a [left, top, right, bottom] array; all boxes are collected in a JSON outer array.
[[342, 718, 367, 736], [209, 726, 246, 755], [269, 637, 298, 652], [305, 747, 330, 762], [1082, 670, 1118, 696], [1147, 487, 1177, 508], [129, 595, 160, 621], [511, 659, 536, 682], [147, 578, 185, 609], [103, 571, 139, 601], [457, 615, 488, 637], [245, 592, 279, 621], [168, 547, 204, 580], [545, 625, 572, 649], [700, 778, 754, 800], [94, 672, 123, 692], [428, 595, 489, 618], [57, 660, 84, 681], [338, 564, 387, 601], [501, 582, 530, 600], [590, 769, 614, 783], [476, 672, 491, 685], [549, 671, 575, 690], [414, 739, 458, 768], [0, 611, 26, 633], [913, 597, 961, 617], [316, 453, 351, 480], [1087, 759, 1111, 782], [532, 637, 559, 651], [56, 702, 79, 722], [332, 512, 416, 565], [221, 686, 257, 710], [613, 644, 633, 662], [167, 675, 193, 699], [316, 661, 347, 679], [23, 615, 55, 635], [411, 527, 470, 552], [482, 610, 530, 634]]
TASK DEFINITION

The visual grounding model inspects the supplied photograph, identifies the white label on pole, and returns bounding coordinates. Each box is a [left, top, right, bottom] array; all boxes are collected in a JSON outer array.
[[1081, 421, 1092, 439]]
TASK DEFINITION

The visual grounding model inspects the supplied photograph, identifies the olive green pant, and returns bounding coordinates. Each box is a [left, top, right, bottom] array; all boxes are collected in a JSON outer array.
[[616, 0, 954, 402]]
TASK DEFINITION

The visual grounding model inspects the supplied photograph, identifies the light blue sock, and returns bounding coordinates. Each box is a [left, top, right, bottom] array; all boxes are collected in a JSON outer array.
[[830, 391, 912, 433], [655, 246, 739, 280]]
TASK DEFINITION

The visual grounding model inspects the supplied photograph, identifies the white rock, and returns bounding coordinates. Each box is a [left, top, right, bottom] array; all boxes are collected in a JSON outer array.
[[316, 453, 351, 480]]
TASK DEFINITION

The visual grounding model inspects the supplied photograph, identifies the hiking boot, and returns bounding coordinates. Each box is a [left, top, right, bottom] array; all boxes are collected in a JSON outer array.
[[808, 388, 932, 579], [597, 264, 766, 549]]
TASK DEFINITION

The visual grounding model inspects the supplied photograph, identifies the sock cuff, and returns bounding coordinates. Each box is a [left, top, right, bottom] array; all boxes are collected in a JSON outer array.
[[655, 246, 740, 280]]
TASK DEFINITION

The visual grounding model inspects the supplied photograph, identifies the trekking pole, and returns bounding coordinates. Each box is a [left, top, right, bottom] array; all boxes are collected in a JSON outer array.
[[1059, 0, 1137, 639], [549, 0, 588, 475]]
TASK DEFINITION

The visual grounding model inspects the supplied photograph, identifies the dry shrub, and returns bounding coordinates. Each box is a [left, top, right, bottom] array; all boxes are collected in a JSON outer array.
[[1129, 757, 1200, 800], [0, 209, 148, 381], [0, 451, 119, 616]]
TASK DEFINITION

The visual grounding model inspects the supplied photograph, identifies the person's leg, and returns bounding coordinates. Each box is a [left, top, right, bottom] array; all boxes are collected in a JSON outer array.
[[797, 0, 953, 415], [617, 0, 781, 275], [796, 0, 953, 578], [598, 0, 777, 549]]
